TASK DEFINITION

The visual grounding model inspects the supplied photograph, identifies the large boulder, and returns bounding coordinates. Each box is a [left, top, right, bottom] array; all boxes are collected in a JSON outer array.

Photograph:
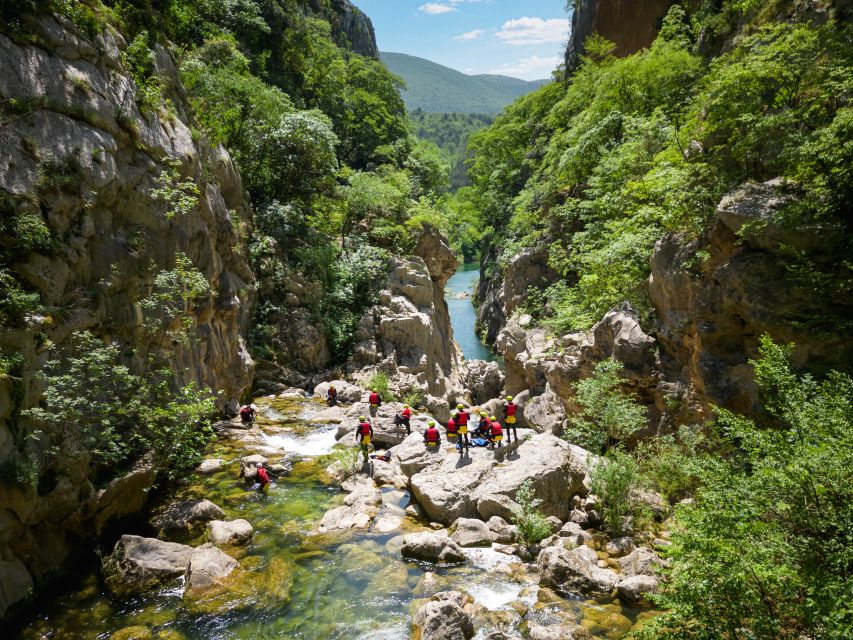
[[151, 499, 225, 536], [207, 519, 254, 546], [410, 455, 493, 524], [616, 575, 659, 603], [102, 535, 193, 596], [471, 434, 588, 521], [450, 518, 495, 547], [317, 482, 382, 533], [184, 545, 238, 594], [537, 545, 619, 595], [0, 558, 34, 617], [313, 380, 362, 404], [412, 590, 475, 640], [463, 360, 505, 405], [529, 623, 591, 640], [401, 532, 466, 563], [394, 432, 447, 477], [521, 387, 566, 434], [94, 459, 156, 534], [617, 546, 661, 578], [486, 516, 518, 544]]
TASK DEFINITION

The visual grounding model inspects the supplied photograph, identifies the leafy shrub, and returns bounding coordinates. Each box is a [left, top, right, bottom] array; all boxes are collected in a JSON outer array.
[[23, 330, 215, 481], [589, 450, 639, 537], [636, 424, 713, 503], [149, 159, 200, 220], [515, 479, 552, 545], [0, 269, 40, 326], [318, 445, 362, 481], [635, 337, 853, 639], [364, 372, 396, 402], [121, 31, 163, 113], [563, 358, 648, 454]]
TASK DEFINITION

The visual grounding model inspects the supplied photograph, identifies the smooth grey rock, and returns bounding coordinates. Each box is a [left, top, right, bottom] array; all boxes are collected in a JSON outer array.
[[450, 518, 494, 547], [401, 532, 466, 563], [103, 535, 193, 596], [184, 545, 238, 594], [412, 590, 475, 640], [208, 519, 254, 546]]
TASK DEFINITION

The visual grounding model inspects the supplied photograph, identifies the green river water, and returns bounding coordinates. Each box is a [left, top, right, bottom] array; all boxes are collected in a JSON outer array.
[[15, 395, 656, 640]]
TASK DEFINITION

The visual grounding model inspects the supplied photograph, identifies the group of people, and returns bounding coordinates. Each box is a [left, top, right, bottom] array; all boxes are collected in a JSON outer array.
[[353, 390, 520, 461]]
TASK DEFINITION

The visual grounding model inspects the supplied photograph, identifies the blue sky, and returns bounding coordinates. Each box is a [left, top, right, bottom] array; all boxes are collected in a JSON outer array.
[[354, 1, 572, 80]]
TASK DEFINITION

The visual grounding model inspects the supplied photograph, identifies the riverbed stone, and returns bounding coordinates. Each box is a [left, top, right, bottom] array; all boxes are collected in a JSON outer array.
[[197, 458, 224, 474], [102, 535, 193, 596], [616, 575, 660, 603], [412, 590, 475, 640], [537, 545, 619, 595], [486, 516, 518, 544], [529, 622, 591, 640], [151, 499, 225, 536], [401, 532, 466, 563], [476, 494, 522, 523], [208, 519, 254, 546], [450, 518, 495, 547], [618, 546, 661, 577], [184, 545, 238, 594], [604, 536, 635, 558]]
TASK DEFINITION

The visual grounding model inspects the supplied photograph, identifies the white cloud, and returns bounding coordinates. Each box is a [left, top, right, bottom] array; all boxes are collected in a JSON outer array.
[[419, 3, 457, 14], [489, 55, 560, 80], [495, 17, 569, 46], [454, 28, 486, 41]]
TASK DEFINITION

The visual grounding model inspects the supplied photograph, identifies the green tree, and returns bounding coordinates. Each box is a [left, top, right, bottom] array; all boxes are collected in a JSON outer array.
[[635, 337, 853, 639]]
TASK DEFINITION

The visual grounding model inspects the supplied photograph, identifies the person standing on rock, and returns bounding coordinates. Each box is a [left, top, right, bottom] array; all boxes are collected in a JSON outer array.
[[503, 395, 519, 443], [399, 404, 412, 434], [488, 416, 503, 449], [327, 385, 338, 406], [455, 403, 471, 455], [423, 420, 441, 450], [356, 415, 374, 463], [368, 388, 382, 416]]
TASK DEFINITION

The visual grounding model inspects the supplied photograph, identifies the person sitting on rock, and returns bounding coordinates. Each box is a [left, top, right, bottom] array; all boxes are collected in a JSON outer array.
[[423, 420, 441, 449], [488, 417, 503, 449], [239, 404, 256, 424], [399, 404, 412, 434], [475, 411, 490, 438], [455, 403, 470, 455], [368, 388, 382, 415], [256, 463, 271, 492], [446, 412, 458, 442], [503, 395, 519, 443], [327, 385, 338, 407], [355, 415, 374, 462]]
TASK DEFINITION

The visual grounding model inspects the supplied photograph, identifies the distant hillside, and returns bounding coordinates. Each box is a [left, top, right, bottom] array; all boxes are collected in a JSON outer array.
[[382, 52, 549, 113]]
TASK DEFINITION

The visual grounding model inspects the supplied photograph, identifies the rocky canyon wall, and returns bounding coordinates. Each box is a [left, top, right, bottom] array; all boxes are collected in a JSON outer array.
[[0, 15, 254, 615]]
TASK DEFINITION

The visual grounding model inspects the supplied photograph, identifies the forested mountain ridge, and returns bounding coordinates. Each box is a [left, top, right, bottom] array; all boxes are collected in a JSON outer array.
[[382, 51, 549, 113]]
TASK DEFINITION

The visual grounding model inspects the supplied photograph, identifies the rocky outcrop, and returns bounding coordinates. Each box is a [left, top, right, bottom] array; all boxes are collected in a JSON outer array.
[[151, 499, 225, 537], [102, 535, 194, 597], [476, 246, 558, 347], [401, 532, 466, 563], [0, 13, 254, 614], [412, 590, 475, 640], [649, 179, 853, 419], [327, 0, 380, 58], [349, 228, 464, 400], [564, 0, 679, 74], [461, 360, 504, 405], [537, 544, 619, 595]]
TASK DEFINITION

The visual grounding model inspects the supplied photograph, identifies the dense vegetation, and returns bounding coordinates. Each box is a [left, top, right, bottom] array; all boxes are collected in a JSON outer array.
[[410, 110, 493, 190], [465, 1, 853, 333], [381, 51, 548, 114]]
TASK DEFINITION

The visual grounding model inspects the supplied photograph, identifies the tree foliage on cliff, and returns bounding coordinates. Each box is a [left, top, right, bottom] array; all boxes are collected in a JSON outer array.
[[634, 337, 853, 639], [465, 3, 853, 333]]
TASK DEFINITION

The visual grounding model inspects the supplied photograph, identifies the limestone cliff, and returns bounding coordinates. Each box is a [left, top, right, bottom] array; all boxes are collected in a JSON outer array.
[[349, 228, 464, 416], [0, 14, 253, 615], [564, 0, 679, 74]]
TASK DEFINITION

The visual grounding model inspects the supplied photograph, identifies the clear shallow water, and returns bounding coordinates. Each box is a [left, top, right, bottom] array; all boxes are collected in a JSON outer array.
[[446, 263, 499, 363], [14, 396, 654, 640]]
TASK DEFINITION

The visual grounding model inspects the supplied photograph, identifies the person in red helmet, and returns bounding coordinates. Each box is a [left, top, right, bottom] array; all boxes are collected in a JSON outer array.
[[355, 415, 374, 462]]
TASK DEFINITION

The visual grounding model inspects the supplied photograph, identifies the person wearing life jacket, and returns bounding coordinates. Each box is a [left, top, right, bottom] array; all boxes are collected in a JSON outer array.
[[399, 404, 412, 435], [239, 404, 256, 424], [488, 416, 503, 449], [355, 415, 374, 462], [368, 388, 381, 415], [503, 395, 519, 443], [327, 385, 338, 407], [475, 411, 490, 438], [256, 463, 270, 492], [446, 412, 458, 441], [455, 403, 470, 454], [423, 420, 441, 449]]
